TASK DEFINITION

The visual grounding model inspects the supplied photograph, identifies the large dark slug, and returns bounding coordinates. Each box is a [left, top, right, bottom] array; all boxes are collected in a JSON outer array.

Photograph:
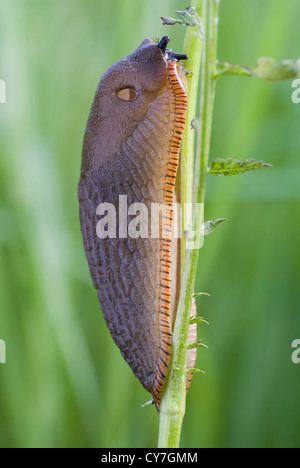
[[79, 36, 197, 410]]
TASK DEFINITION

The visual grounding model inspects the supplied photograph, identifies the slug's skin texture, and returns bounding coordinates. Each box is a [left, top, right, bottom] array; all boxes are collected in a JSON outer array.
[[79, 38, 196, 409]]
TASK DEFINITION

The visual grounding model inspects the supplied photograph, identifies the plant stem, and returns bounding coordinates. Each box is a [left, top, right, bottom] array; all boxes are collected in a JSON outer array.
[[158, 248, 196, 448], [180, 0, 203, 272], [194, 0, 219, 205], [158, 0, 220, 448]]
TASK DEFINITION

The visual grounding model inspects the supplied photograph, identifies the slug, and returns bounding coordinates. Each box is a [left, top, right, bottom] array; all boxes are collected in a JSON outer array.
[[79, 36, 197, 410]]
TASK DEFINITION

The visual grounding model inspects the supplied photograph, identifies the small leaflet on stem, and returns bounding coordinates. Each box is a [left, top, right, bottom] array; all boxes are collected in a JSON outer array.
[[161, 6, 204, 39], [208, 158, 272, 176], [187, 340, 208, 350], [186, 368, 206, 375], [189, 316, 209, 325], [193, 292, 210, 298], [202, 218, 227, 236], [216, 57, 300, 82]]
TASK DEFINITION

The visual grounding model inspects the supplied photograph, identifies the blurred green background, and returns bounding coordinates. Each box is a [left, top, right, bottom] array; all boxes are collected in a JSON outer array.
[[0, 0, 300, 448]]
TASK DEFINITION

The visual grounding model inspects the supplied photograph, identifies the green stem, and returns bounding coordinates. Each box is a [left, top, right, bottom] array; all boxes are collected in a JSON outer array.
[[158, 0, 220, 448], [180, 0, 203, 273], [158, 248, 197, 448], [194, 0, 219, 205]]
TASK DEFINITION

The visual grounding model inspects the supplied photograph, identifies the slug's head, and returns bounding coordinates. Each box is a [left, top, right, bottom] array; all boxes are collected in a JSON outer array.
[[82, 36, 188, 173]]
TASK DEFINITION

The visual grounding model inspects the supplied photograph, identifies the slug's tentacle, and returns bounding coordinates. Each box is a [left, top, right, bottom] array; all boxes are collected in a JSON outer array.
[[157, 36, 170, 54]]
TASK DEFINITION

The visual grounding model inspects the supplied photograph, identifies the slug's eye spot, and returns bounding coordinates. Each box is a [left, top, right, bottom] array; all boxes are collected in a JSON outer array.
[[116, 87, 138, 102]]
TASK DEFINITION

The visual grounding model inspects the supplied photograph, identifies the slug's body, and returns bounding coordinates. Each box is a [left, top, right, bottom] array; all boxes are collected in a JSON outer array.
[[79, 37, 196, 409]]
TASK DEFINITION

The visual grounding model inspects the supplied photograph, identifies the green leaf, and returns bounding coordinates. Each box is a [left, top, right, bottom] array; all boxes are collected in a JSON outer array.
[[186, 368, 206, 375], [208, 158, 272, 176], [253, 57, 300, 82], [161, 6, 204, 38], [216, 57, 300, 82], [189, 316, 209, 325], [187, 340, 208, 350], [215, 61, 253, 78], [202, 218, 227, 236], [161, 16, 182, 26], [193, 292, 210, 298]]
